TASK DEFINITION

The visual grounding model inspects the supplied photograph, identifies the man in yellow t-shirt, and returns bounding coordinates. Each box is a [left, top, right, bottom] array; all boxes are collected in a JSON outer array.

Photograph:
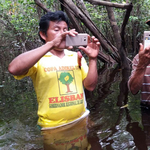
[[8, 11, 100, 129]]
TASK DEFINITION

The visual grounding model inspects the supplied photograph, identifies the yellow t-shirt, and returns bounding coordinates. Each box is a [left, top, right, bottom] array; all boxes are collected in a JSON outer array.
[[14, 50, 89, 128]]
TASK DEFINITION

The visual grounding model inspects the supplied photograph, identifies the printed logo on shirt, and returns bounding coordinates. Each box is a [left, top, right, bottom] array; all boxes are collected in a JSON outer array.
[[48, 71, 84, 108], [49, 93, 83, 105], [57, 71, 77, 95], [44, 65, 79, 72]]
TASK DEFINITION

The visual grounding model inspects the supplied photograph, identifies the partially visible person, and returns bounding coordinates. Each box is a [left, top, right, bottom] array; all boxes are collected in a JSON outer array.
[[8, 11, 100, 129], [128, 43, 150, 106]]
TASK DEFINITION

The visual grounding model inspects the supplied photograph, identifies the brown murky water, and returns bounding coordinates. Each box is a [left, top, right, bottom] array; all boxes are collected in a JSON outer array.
[[0, 66, 150, 149]]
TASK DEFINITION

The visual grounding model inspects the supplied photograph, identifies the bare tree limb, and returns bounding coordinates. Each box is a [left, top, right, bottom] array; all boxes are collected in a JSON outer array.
[[59, 0, 83, 32], [34, 0, 120, 64], [121, 3, 133, 47], [34, 0, 50, 12], [85, 0, 132, 9], [62, 0, 120, 62], [76, 0, 91, 18], [105, 0, 130, 69]]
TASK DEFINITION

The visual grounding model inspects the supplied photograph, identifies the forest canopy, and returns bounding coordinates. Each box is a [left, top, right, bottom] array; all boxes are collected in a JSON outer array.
[[1, 0, 150, 71]]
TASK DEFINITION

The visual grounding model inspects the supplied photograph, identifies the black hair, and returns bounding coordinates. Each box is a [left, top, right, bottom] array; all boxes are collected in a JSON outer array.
[[39, 11, 69, 43]]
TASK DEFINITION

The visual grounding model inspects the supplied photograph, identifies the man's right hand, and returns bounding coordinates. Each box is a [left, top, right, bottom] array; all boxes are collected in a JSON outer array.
[[51, 29, 78, 50]]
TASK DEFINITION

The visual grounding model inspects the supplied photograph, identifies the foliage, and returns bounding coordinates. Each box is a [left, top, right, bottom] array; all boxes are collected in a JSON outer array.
[[0, 0, 41, 74], [85, 0, 150, 56], [125, 0, 150, 55], [0, 0, 39, 44]]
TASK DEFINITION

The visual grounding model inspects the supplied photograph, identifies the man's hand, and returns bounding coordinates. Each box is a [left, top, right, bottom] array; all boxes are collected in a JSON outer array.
[[138, 43, 150, 69], [50, 29, 78, 50], [128, 43, 150, 95], [78, 35, 100, 59]]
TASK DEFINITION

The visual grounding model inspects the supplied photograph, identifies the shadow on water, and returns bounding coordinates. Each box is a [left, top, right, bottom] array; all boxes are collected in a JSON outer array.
[[1, 65, 150, 149]]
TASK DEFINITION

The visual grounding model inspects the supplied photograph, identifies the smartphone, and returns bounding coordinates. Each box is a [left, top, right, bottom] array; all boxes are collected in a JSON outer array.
[[66, 33, 88, 47], [144, 31, 150, 49]]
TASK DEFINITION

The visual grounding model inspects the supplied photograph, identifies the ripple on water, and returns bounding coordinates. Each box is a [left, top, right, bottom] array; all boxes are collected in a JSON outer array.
[[0, 119, 43, 150]]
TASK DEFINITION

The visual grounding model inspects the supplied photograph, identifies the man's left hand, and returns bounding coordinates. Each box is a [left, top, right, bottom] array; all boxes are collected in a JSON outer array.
[[79, 35, 100, 59]]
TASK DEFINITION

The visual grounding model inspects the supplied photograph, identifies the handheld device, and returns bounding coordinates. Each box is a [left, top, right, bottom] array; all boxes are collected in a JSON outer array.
[[144, 31, 150, 49], [66, 33, 88, 47]]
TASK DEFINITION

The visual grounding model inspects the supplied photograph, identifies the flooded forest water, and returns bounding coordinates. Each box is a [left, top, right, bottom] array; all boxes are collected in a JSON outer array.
[[0, 65, 150, 150]]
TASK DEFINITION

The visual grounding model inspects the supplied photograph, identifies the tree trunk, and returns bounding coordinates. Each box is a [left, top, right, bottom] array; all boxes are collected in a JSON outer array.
[[34, 0, 133, 68], [61, 0, 120, 63], [105, 0, 130, 69]]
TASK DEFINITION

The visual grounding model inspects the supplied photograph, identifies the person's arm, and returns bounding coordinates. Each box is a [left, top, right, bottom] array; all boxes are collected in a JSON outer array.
[[83, 58, 98, 91], [79, 35, 100, 91], [128, 43, 150, 94], [128, 63, 146, 95], [8, 42, 55, 75], [8, 30, 77, 76]]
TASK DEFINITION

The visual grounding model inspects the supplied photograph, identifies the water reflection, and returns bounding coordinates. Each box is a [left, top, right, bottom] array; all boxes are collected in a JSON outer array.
[[142, 108, 150, 148], [126, 107, 150, 150], [41, 117, 90, 150], [1, 66, 150, 149]]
